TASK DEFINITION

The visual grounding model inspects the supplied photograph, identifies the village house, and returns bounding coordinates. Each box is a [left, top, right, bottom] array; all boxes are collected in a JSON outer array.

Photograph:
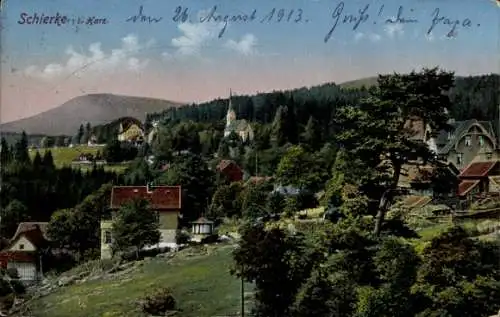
[[457, 159, 500, 204], [397, 162, 459, 198], [435, 119, 498, 170], [216, 159, 243, 182], [0, 222, 49, 283], [224, 90, 254, 143], [100, 184, 182, 259], [117, 120, 145, 143], [87, 134, 99, 146]]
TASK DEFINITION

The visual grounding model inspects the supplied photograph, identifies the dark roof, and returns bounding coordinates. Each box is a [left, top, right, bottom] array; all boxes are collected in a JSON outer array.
[[436, 120, 497, 154], [119, 117, 144, 132], [459, 161, 498, 178], [401, 195, 432, 209], [16, 228, 48, 249], [216, 159, 237, 171], [458, 180, 480, 196], [110, 186, 181, 210], [191, 217, 214, 224], [11, 222, 49, 241]]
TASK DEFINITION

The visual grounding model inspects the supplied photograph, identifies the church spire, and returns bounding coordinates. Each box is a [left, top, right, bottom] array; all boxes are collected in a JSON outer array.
[[226, 89, 236, 128]]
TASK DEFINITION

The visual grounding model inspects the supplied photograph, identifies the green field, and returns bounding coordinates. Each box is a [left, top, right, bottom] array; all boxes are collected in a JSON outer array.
[[26, 244, 252, 317], [28, 146, 129, 173]]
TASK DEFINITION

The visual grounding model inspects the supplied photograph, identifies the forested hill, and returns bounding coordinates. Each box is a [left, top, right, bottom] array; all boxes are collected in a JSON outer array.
[[148, 83, 370, 133], [146, 74, 499, 129]]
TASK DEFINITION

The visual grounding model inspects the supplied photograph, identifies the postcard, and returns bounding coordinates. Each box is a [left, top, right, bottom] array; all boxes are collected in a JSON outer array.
[[0, 0, 499, 316]]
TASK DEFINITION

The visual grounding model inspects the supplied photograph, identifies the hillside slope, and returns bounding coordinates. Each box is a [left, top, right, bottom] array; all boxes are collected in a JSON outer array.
[[0, 94, 182, 135], [19, 244, 252, 317]]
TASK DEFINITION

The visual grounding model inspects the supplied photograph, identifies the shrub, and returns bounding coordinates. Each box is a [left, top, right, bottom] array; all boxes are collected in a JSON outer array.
[[176, 230, 191, 244], [200, 234, 219, 244], [140, 287, 176, 315]]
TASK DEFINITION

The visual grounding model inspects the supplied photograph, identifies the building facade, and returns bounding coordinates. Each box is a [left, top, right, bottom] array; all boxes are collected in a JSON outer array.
[[0, 223, 49, 283], [435, 119, 498, 170], [100, 185, 182, 259], [223, 90, 254, 142]]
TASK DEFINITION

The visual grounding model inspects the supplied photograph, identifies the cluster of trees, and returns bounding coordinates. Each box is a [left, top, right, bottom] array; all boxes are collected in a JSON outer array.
[[149, 74, 498, 128], [233, 220, 500, 317], [0, 133, 121, 239], [229, 69, 500, 317]]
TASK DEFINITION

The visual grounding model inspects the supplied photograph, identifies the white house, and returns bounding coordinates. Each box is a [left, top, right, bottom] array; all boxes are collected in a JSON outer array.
[[0, 223, 48, 283]]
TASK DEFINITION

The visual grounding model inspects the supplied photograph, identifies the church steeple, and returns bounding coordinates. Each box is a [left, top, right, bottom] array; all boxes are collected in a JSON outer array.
[[226, 89, 236, 127]]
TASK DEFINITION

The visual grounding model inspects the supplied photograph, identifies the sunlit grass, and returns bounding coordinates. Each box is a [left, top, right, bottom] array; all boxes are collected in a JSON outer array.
[[28, 245, 252, 317]]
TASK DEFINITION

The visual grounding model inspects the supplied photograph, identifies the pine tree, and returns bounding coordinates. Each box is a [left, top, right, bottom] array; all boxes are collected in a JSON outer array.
[[76, 124, 85, 144], [42, 150, 55, 169], [14, 131, 30, 163], [270, 106, 288, 147], [301, 116, 321, 150], [32, 151, 42, 169], [0, 137, 12, 165]]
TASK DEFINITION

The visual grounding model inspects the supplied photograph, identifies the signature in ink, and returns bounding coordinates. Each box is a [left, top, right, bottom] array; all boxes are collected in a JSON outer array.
[[427, 8, 473, 37], [324, 2, 370, 43], [385, 6, 418, 24], [126, 5, 163, 24]]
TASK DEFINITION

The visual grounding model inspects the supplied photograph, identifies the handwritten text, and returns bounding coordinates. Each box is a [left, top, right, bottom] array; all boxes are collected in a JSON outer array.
[[126, 5, 163, 24]]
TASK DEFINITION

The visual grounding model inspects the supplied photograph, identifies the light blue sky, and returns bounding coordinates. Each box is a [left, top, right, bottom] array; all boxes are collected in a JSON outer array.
[[1, 0, 498, 122]]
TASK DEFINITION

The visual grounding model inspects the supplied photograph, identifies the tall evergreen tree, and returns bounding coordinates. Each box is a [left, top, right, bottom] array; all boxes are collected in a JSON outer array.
[[76, 124, 85, 144], [0, 137, 12, 165], [270, 106, 288, 147], [42, 150, 55, 169], [300, 116, 321, 150], [32, 151, 43, 169], [14, 131, 30, 163]]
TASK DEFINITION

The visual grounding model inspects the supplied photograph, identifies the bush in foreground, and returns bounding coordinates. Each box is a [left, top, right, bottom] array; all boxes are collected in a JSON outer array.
[[140, 287, 176, 316]]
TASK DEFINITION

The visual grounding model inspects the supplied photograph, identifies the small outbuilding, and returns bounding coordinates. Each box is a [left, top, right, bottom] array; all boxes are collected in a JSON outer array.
[[191, 217, 214, 239]]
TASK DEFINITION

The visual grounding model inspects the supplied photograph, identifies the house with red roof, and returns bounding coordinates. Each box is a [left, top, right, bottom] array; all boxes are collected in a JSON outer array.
[[0, 222, 49, 283], [100, 184, 182, 259], [457, 160, 500, 202], [216, 159, 243, 183]]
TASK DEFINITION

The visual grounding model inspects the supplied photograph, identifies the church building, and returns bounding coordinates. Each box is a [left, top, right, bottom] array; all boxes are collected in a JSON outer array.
[[223, 90, 254, 143]]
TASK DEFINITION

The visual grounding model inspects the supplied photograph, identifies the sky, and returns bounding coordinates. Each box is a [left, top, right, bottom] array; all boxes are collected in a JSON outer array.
[[1, 0, 498, 123]]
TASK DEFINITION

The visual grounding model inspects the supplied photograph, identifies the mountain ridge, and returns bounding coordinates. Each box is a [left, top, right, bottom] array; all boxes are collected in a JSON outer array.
[[0, 93, 183, 135]]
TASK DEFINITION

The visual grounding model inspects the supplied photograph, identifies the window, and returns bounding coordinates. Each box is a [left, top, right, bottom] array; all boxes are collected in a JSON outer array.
[[479, 135, 484, 147], [19, 244, 24, 250], [465, 136, 471, 146], [456, 153, 463, 165], [104, 231, 112, 244], [486, 153, 493, 160]]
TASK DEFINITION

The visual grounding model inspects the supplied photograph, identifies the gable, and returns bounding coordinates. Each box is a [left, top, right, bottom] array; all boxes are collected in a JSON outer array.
[[8, 236, 36, 252], [437, 120, 497, 154]]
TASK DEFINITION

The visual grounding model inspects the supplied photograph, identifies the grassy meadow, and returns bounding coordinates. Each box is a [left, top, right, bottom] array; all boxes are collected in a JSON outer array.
[[26, 244, 252, 317], [28, 146, 130, 173]]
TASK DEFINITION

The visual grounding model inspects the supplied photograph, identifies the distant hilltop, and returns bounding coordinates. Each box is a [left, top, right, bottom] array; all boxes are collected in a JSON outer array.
[[0, 94, 183, 135]]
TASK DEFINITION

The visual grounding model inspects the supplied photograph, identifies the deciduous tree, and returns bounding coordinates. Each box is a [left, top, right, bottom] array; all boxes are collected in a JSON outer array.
[[112, 198, 161, 258]]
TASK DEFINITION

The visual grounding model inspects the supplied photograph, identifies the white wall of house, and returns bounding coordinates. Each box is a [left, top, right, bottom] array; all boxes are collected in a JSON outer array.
[[7, 262, 37, 281], [159, 229, 177, 243], [9, 236, 36, 252]]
